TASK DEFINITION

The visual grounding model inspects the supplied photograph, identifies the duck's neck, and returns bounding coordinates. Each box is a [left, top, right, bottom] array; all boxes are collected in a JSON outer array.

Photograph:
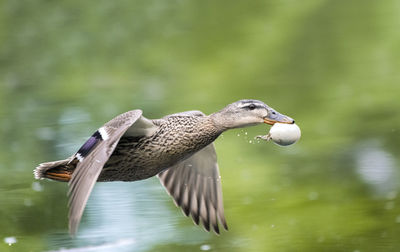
[[209, 111, 263, 132], [209, 111, 237, 132]]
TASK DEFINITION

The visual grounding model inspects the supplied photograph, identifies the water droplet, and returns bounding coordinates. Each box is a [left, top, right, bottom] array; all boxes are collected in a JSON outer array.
[[4, 237, 17, 246], [271, 224, 275, 228], [244, 132, 248, 135], [249, 140, 253, 144], [200, 244, 211, 251], [237, 133, 240, 137]]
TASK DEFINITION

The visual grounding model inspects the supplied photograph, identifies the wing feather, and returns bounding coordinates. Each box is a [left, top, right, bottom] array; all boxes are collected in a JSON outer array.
[[158, 143, 228, 234], [67, 110, 157, 235]]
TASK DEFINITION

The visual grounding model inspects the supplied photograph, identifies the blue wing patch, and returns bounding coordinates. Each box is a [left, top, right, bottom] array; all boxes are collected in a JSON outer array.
[[76, 130, 103, 161]]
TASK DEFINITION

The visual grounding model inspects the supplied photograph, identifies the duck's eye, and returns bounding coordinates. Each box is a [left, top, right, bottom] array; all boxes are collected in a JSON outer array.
[[272, 111, 276, 115], [248, 104, 256, 110]]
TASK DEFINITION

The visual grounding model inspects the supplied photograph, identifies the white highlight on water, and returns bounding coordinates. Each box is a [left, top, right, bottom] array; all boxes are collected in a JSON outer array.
[[4, 237, 17, 246], [355, 142, 396, 194], [200, 244, 211, 251]]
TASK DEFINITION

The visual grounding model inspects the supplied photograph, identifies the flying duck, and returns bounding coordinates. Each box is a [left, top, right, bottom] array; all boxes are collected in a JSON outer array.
[[34, 99, 295, 235]]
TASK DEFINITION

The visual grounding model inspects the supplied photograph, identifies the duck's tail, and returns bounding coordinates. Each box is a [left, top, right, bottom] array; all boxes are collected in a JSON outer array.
[[34, 158, 76, 182]]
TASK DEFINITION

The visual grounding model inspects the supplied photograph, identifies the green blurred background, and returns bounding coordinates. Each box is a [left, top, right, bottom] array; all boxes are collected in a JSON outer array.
[[1, 0, 400, 251]]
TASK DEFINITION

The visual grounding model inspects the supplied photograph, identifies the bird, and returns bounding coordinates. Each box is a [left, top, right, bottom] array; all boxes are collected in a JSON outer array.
[[34, 99, 295, 235]]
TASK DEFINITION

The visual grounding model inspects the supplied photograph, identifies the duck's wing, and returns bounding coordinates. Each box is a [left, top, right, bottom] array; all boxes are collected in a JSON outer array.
[[68, 109, 158, 235], [158, 143, 228, 234]]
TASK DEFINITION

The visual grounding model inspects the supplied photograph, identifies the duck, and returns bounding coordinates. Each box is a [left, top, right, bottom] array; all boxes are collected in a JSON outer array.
[[34, 99, 295, 235]]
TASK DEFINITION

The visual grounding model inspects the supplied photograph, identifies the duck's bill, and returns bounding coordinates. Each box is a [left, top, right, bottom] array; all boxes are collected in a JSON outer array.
[[263, 114, 295, 125]]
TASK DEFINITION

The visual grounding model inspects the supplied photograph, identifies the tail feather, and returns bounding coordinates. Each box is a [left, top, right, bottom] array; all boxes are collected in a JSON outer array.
[[34, 158, 76, 182]]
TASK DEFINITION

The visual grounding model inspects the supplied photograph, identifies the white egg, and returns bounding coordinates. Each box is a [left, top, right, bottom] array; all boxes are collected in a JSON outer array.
[[269, 123, 301, 146]]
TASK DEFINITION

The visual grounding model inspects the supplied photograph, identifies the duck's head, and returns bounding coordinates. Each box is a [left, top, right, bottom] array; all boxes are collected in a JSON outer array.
[[211, 99, 294, 130]]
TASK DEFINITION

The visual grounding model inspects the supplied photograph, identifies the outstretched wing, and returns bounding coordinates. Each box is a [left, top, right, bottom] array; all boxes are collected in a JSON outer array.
[[158, 143, 228, 234], [68, 109, 158, 235]]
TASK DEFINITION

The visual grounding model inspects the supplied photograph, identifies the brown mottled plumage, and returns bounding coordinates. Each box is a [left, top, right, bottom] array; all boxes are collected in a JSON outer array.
[[34, 99, 295, 236], [100, 115, 220, 181]]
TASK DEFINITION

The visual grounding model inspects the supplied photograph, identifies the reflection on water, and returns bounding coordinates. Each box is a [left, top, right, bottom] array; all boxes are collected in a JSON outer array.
[[46, 180, 210, 251]]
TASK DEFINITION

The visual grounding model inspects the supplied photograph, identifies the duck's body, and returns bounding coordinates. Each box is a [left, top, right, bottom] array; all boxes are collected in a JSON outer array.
[[101, 114, 220, 181], [34, 99, 295, 235]]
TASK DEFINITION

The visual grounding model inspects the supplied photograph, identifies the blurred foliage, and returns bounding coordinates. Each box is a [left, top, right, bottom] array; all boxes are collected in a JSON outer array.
[[0, 0, 400, 251]]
